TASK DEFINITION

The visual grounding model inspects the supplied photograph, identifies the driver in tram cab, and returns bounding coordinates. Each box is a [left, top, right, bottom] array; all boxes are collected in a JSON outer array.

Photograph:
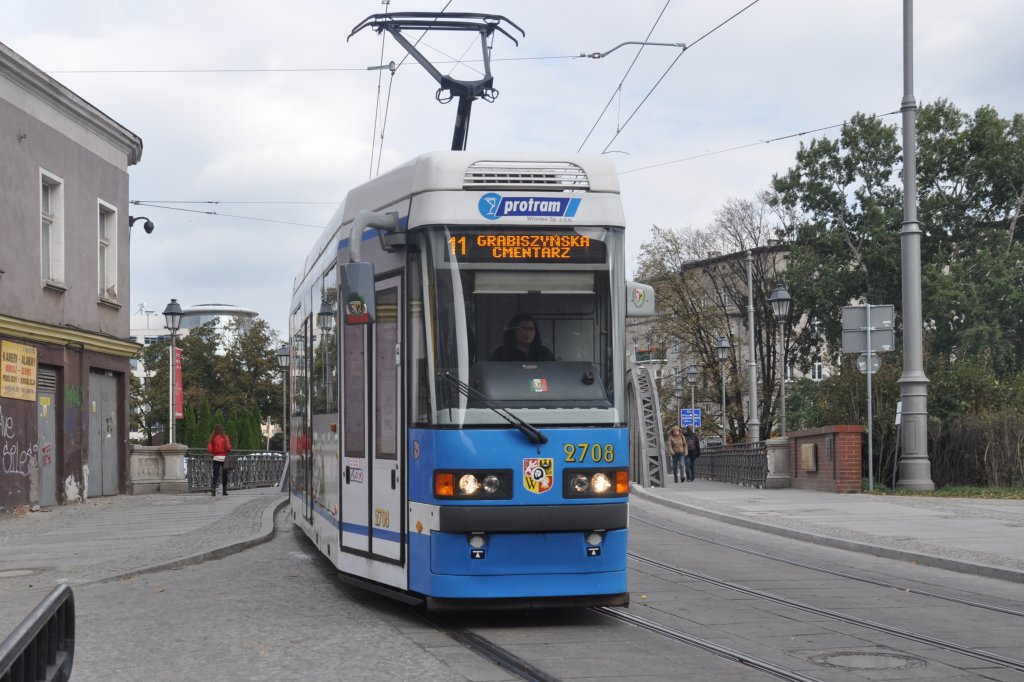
[[491, 313, 555, 362]]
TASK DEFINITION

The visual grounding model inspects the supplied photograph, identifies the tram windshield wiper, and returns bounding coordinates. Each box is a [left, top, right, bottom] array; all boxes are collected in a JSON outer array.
[[437, 371, 548, 445]]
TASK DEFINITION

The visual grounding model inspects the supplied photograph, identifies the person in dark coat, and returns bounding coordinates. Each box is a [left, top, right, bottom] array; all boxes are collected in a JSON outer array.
[[683, 426, 701, 482], [491, 313, 555, 361]]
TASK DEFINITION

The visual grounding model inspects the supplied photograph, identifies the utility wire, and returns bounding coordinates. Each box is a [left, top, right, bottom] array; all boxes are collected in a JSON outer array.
[[599, 0, 762, 154], [43, 55, 578, 75], [618, 110, 901, 175], [130, 201, 325, 228], [578, 0, 673, 153]]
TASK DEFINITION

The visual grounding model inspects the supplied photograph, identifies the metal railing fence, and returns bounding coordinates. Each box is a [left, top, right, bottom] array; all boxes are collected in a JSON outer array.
[[694, 441, 768, 488], [0, 584, 75, 682], [185, 450, 287, 493]]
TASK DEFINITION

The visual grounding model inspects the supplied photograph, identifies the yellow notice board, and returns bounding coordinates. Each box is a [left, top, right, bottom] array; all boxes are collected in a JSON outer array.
[[1, 341, 37, 402]]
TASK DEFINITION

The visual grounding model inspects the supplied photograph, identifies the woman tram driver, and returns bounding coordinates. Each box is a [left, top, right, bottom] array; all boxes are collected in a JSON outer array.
[[491, 313, 555, 362]]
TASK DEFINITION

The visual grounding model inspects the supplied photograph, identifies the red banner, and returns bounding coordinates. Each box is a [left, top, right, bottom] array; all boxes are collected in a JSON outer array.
[[174, 346, 183, 419]]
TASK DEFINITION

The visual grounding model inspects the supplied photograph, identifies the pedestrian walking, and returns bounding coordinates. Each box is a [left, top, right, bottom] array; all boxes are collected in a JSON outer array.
[[207, 424, 232, 496], [666, 425, 688, 483], [683, 426, 701, 482]]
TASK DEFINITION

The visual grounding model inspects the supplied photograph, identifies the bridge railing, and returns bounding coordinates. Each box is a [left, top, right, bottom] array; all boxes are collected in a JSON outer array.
[[185, 450, 287, 493], [0, 584, 75, 682], [694, 441, 768, 488]]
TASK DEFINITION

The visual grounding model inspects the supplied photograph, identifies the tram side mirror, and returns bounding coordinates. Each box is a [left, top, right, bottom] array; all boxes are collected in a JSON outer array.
[[339, 261, 376, 325], [625, 281, 656, 317]]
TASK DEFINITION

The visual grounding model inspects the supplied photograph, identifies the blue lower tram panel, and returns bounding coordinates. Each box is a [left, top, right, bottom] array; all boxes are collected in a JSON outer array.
[[408, 528, 629, 607]]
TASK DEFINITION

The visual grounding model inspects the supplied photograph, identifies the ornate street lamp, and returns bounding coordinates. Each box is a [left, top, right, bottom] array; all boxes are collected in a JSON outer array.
[[716, 336, 731, 436], [276, 343, 290, 452], [162, 298, 183, 444], [768, 282, 792, 436], [686, 364, 698, 412]]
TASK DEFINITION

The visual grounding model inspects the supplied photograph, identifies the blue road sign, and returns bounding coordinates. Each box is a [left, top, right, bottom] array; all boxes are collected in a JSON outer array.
[[679, 408, 702, 428]]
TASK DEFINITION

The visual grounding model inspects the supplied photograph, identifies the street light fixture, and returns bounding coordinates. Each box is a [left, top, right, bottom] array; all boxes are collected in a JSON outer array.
[[275, 343, 290, 452], [162, 298, 183, 444], [768, 282, 792, 436], [716, 336, 731, 437], [686, 364, 698, 412]]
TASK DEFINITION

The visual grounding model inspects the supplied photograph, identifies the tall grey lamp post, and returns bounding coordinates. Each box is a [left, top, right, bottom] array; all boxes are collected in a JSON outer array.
[[897, 0, 934, 489], [768, 282, 792, 436], [162, 298, 183, 444], [673, 377, 683, 427], [716, 336, 731, 438], [686, 364, 698, 412], [275, 343, 290, 452], [744, 251, 760, 442]]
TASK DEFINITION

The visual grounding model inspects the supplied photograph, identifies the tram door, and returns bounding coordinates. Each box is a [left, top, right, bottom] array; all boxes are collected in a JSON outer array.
[[340, 277, 403, 564], [370, 278, 402, 562]]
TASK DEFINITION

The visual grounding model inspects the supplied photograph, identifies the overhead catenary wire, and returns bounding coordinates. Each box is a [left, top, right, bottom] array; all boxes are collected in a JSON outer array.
[[577, 0, 674, 153], [599, 0, 763, 154], [619, 110, 901, 175]]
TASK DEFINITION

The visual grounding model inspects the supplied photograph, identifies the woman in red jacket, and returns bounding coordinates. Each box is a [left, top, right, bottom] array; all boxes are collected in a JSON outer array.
[[207, 424, 232, 496]]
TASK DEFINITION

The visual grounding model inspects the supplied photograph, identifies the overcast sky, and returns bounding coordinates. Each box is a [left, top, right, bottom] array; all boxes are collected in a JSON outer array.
[[6, 1, 1023, 338]]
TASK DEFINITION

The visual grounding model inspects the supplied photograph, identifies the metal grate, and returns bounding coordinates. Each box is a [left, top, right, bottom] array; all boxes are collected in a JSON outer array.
[[463, 161, 589, 191], [37, 368, 57, 394]]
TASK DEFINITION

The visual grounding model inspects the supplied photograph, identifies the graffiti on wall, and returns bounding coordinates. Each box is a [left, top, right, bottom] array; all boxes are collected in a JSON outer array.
[[1, 401, 38, 477]]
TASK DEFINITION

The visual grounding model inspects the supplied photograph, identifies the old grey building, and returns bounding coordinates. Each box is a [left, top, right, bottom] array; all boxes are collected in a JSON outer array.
[[0, 41, 142, 511]]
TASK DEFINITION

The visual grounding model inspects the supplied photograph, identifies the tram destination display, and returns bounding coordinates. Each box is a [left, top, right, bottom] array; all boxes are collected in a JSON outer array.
[[445, 230, 607, 264]]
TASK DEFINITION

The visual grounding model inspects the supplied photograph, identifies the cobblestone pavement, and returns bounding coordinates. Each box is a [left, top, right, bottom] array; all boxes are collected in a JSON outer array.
[[67, 514, 504, 682]]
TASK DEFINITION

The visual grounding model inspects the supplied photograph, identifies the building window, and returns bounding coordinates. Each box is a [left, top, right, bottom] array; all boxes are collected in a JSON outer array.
[[98, 201, 118, 301], [811, 361, 823, 381], [40, 170, 65, 286]]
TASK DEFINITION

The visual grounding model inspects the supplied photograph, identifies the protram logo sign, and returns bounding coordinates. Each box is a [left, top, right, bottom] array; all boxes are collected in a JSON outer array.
[[478, 192, 581, 221]]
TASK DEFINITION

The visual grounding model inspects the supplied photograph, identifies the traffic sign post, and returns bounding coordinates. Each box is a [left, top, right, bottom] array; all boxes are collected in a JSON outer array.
[[842, 303, 896, 491], [679, 408, 702, 428]]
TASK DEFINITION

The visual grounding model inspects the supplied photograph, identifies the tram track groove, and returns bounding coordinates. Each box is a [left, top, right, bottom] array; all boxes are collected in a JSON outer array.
[[594, 606, 823, 682], [414, 611, 564, 682], [629, 551, 1024, 673], [633, 514, 1024, 618]]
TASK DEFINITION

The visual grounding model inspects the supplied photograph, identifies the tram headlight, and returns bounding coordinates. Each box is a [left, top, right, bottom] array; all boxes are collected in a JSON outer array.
[[434, 470, 513, 499], [562, 468, 629, 498], [459, 474, 481, 495]]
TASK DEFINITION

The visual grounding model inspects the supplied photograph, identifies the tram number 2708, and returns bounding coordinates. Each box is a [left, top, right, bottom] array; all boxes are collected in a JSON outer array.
[[563, 443, 616, 463]]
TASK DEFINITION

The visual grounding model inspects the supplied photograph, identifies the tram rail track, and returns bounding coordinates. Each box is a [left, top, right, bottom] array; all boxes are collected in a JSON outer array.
[[594, 606, 823, 682], [633, 514, 1024, 617], [628, 550, 1024, 674]]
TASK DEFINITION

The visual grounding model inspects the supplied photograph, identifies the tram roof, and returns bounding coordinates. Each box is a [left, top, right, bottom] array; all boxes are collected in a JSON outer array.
[[297, 151, 623, 289]]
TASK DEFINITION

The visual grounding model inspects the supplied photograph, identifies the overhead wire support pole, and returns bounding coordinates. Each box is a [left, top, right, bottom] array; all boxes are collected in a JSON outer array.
[[348, 12, 524, 151], [897, 0, 934, 490]]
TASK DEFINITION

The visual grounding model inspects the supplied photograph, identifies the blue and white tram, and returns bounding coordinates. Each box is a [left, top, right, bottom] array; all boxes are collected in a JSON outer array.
[[287, 151, 655, 609]]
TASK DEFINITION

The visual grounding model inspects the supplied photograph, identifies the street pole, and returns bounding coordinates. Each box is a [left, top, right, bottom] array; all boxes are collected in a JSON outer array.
[[168, 332, 175, 444], [778, 318, 786, 436], [745, 251, 760, 442], [897, 0, 934, 489]]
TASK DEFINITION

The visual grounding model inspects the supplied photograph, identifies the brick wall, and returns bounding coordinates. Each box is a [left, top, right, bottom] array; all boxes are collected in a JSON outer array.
[[788, 425, 864, 493]]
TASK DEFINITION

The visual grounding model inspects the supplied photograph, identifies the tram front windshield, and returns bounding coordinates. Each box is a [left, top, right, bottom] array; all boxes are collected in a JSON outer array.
[[424, 225, 622, 427]]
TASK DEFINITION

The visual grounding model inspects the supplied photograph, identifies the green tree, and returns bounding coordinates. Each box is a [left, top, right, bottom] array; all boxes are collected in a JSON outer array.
[[635, 194, 792, 441]]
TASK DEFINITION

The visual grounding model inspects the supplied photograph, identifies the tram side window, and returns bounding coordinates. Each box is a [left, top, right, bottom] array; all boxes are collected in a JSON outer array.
[[312, 269, 338, 415]]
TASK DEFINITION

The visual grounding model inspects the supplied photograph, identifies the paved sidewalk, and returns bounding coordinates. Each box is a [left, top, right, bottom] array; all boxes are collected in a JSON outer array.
[[0, 487, 287, 635], [633, 480, 1024, 583]]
